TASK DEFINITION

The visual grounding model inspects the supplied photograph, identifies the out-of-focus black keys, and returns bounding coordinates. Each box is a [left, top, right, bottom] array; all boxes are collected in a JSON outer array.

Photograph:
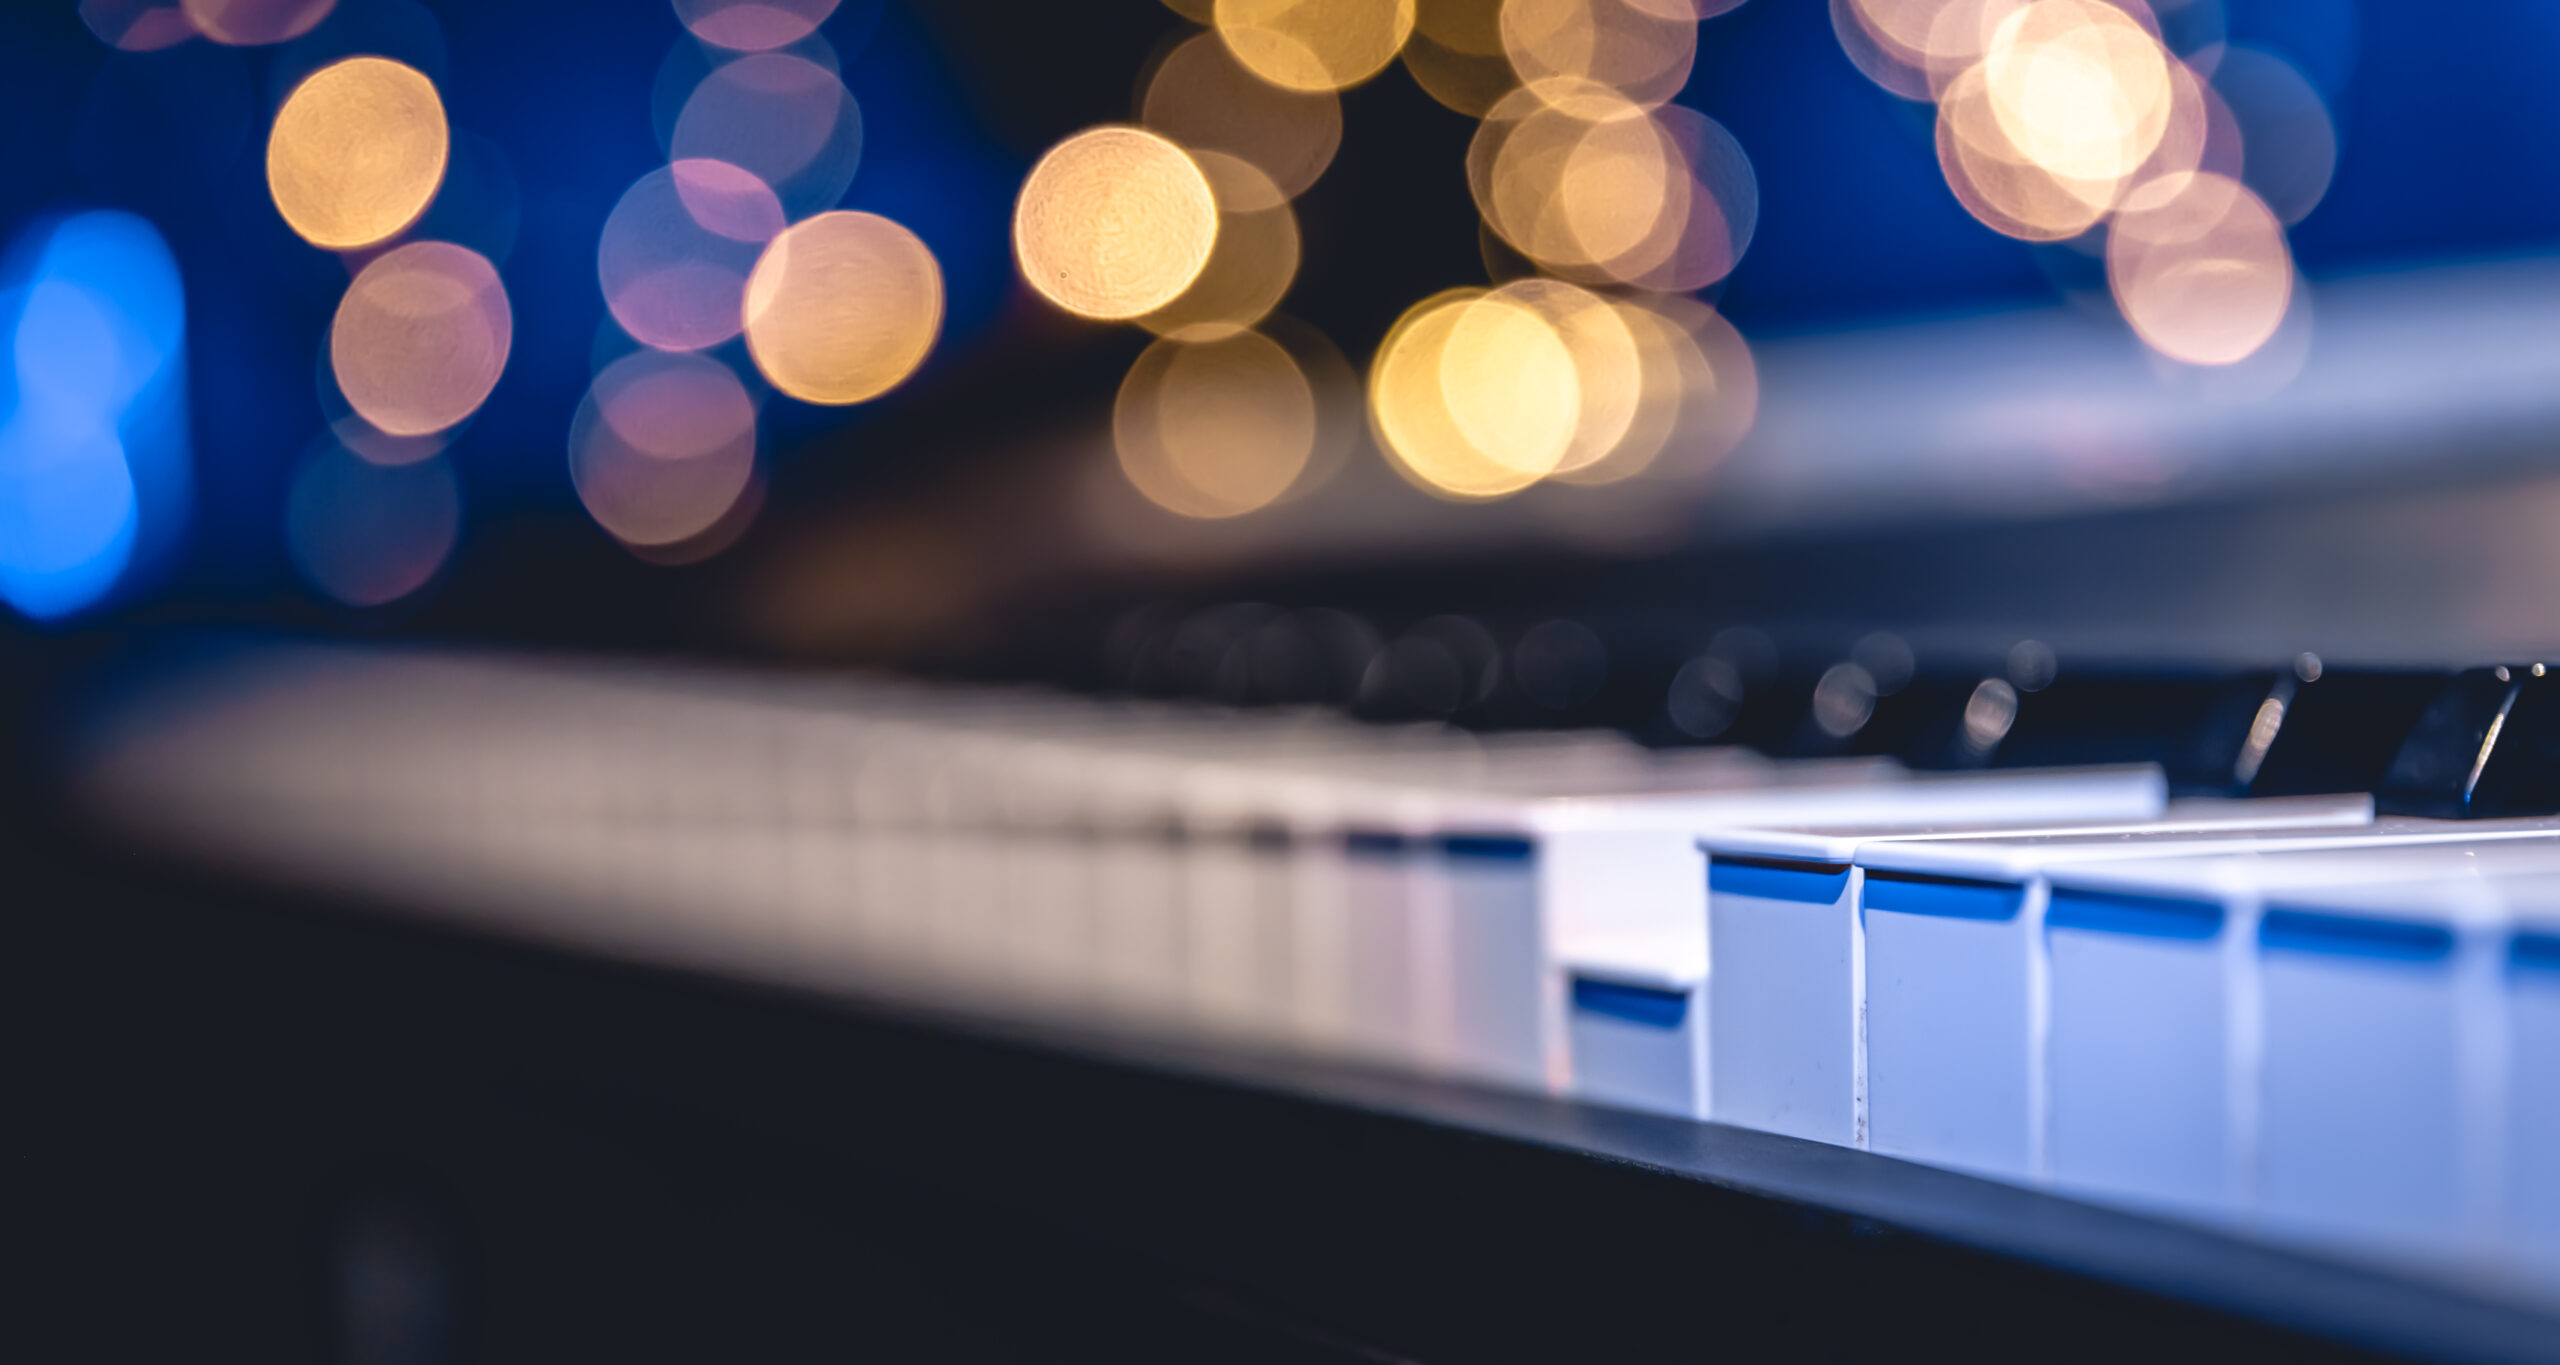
[[2377, 665, 2560, 817]]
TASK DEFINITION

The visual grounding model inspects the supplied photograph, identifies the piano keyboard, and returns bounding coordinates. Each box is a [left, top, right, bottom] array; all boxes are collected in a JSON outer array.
[[66, 640, 2560, 1302]]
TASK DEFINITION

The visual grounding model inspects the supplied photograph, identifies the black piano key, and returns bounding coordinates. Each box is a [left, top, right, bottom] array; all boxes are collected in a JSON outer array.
[[2376, 665, 2560, 817]]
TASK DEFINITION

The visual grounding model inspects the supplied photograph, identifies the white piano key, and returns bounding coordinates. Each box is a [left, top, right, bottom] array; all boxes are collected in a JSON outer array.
[[1858, 816, 2558, 1185], [1670, 770, 2197, 1134], [2497, 877, 2560, 1281], [1705, 795, 2365, 1150], [2251, 870, 2510, 1261], [1415, 760, 2162, 1106], [1568, 953, 1709, 1118]]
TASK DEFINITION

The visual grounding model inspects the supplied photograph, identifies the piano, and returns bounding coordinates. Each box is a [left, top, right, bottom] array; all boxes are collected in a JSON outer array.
[[18, 0, 2560, 1360]]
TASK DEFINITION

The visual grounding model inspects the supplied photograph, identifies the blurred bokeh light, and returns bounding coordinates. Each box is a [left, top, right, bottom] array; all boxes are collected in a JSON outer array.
[[598, 159, 784, 354], [1014, 126, 1219, 321], [1502, 0, 1698, 109], [569, 349, 759, 550], [1116, 329, 1316, 518], [79, 0, 199, 52], [266, 56, 447, 250], [0, 210, 188, 620], [1134, 152, 1299, 341], [674, 0, 843, 52], [330, 240, 511, 436], [1213, 0, 1418, 93], [186, 0, 335, 46], [669, 49, 864, 221], [742, 209, 943, 405], [1141, 31, 1342, 205], [284, 431, 458, 608], [2107, 169, 2292, 365]]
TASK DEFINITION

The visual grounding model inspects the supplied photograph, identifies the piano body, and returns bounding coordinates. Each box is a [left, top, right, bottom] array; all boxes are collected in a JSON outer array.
[[18, 0, 2560, 1360]]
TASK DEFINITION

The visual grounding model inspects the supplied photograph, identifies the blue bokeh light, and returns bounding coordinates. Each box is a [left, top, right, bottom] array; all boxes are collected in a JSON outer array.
[[0, 209, 189, 621]]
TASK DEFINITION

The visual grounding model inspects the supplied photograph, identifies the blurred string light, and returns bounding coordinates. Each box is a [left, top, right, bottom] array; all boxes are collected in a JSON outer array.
[[1116, 330, 1317, 518], [1501, 0, 1697, 109], [285, 431, 459, 608], [599, 158, 784, 353], [1135, 152, 1299, 340], [561, 5, 944, 561], [2107, 169, 2290, 364], [1470, 84, 1757, 290], [1368, 285, 1754, 503], [1213, 0, 1418, 93], [674, 0, 841, 51], [669, 49, 863, 220], [742, 209, 943, 405], [569, 349, 760, 550], [1094, 0, 1761, 512], [1403, 0, 1520, 116], [0, 212, 191, 620], [80, 0, 200, 52], [1140, 31, 1342, 204], [1834, 0, 2328, 367], [186, 0, 334, 46], [1364, 0, 1761, 502], [267, 56, 448, 250], [1371, 287, 1575, 500], [330, 241, 513, 437], [1014, 126, 1219, 320]]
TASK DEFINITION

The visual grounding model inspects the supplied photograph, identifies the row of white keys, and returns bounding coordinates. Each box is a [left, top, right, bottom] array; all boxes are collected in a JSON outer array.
[[92, 646, 2560, 1291], [1852, 815, 2560, 1183], [2043, 843, 2560, 1286], [1555, 766, 2188, 1121]]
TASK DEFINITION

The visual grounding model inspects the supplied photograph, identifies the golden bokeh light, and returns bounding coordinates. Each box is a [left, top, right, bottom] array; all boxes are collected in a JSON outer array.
[[1493, 279, 1640, 477], [2107, 170, 2292, 365], [1934, 62, 2112, 240], [1503, 0, 1700, 111], [1013, 126, 1220, 321], [185, 0, 332, 45], [1370, 289, 1580, 501], [1472, 87, 1756, 290], [670, 52, 863, 218], [1550, 296, 1698, 484], [1136, 153, 1300, 341], [80, 0, 199, 51], [1836, 0, 2025, 100], [1141, 32, 1343, 205], [331, 241, 512, 437], [743, 210, 945, 406], [1622, 104, 1759, 291], [267, 57, 450, 251], [1260, 314, 1364, 505], [598, 159, 784, 354], [569, 350, 759, 548], [1559, 293, 1756, 484], [1401, 30, 1521, 117], [1440, 292, 1581, 479], [1623, 0, 1750, 18], [1470, 83, 1652, 273], [1116, 330, 1317, 519], [1981, 0, 2174, 187], [673, 0, 841, 51], [1402, 0, 1516, 116], [1214, 0, 1418, 93], [285, 436, 460, 608]]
